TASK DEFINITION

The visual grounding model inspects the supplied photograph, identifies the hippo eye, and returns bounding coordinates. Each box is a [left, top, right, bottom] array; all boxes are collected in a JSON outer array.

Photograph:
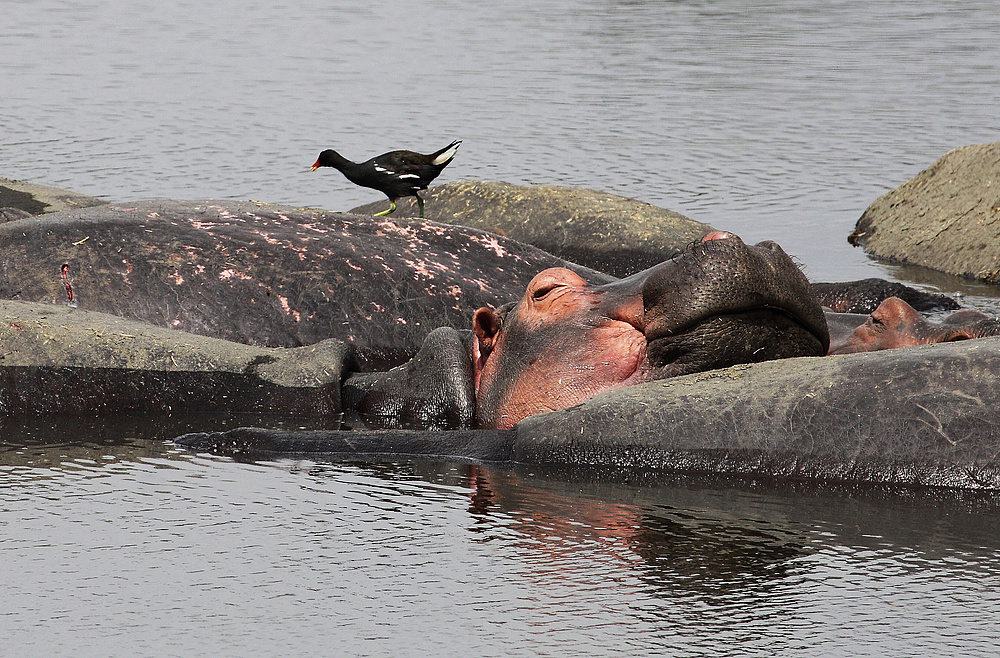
[[532, 283, 558, 301]]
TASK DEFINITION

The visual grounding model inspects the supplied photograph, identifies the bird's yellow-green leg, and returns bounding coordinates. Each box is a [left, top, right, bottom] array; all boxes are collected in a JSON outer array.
[[373, 200, 397, 217], [415, 194, 425, 218]]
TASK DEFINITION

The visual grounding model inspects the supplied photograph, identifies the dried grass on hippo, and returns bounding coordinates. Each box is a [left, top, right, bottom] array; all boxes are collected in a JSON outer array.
[[1, 199, 998, 490]]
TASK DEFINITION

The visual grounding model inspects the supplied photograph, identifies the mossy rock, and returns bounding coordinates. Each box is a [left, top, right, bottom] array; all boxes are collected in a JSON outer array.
[[0, 177, 107, 221], [352, 181, 715, 277], [850, 143, 1000, 283]]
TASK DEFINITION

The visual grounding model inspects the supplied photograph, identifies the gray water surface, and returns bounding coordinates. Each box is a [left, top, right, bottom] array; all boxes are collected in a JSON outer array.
[[3, 434, 999, 657], [3, 1, 1000, 655]]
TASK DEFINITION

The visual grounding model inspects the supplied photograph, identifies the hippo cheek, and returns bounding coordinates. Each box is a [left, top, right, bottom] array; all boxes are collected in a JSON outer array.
[[644, 309, 829, 378], [476, 320, 647, 430]]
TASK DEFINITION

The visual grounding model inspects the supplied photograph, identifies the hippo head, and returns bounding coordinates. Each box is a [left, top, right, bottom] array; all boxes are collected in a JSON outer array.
[[472, 232, 830, 429], [830, 296, 1000, 354]]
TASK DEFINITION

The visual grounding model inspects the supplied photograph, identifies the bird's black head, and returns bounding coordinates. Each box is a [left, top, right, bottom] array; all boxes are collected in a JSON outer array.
[[310, 149, 344, 171]]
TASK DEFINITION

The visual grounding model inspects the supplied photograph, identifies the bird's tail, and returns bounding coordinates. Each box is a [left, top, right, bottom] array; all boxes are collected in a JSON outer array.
[[431, 140, 462, 165]]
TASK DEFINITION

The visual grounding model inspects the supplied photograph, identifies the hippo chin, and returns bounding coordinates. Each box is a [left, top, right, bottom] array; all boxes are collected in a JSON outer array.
[[471, 232, 830, 429]]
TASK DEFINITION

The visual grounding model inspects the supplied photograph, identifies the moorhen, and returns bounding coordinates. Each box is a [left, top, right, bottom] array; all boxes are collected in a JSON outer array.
[[310, 140, 461, 218]]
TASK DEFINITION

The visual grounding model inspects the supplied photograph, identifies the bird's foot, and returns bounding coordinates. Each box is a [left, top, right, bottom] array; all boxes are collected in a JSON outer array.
[[373, 201, 397, 217]]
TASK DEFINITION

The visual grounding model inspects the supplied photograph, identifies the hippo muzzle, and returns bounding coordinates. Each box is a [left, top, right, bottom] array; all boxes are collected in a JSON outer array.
[[639, 235, 830, 377]]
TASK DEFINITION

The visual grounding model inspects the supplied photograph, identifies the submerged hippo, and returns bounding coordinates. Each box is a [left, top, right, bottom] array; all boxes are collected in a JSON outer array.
[[828, 296, 1000, 354], [4, 216, 998, 487], [355, 234, 999, 430], [174, 282, 1000, 489]]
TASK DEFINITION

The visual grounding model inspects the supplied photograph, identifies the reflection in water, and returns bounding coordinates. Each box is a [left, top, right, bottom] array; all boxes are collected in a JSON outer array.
[[462, 465, 807, 602], [449, 464, 1000, 655], [2, 439, 1000, 656]]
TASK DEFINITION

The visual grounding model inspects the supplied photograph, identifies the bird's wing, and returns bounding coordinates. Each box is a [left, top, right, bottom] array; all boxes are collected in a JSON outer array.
[[382, 151, 426, 175]]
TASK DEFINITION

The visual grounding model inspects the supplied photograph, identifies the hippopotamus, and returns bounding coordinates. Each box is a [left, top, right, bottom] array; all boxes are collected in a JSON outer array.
[[172, 230, 1000, 491], [4, 199, 999, 488], [0, 229, 832, 425], [0, 199, 610, 370], [351, 234, 999, 430], [810, 279, 959, 314], [828, 296, 1000, 354]]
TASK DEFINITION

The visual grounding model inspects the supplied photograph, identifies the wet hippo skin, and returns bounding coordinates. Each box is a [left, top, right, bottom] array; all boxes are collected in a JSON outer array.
[[2, 202, 998, 489], [828, 297, 1000, 354]]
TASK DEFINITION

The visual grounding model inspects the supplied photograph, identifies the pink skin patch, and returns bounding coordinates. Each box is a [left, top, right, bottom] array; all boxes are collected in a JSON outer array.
[[219, 269, 253, 281], [276, 295, 301, 322], [402, 258, 450, 281], [189, 221, 225, 231], [474, 233, 509, 259]]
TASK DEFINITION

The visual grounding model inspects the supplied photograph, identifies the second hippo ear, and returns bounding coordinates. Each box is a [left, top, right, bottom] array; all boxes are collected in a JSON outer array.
[[473, 307, 502, 356]]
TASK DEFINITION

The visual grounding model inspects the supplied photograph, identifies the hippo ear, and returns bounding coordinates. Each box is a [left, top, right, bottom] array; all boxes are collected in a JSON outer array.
[[473, 307, 501, 355], [942, 329, 978, 342]]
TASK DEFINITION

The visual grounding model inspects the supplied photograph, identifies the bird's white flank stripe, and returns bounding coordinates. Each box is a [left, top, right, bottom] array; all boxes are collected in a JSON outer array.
[[398, 173, 421, 179], [374, 165, 394, 174]]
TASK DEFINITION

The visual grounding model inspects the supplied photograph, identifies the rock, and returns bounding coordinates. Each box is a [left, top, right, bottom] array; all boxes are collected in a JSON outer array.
[[0, 300, 351, 417], [351, 181, 715, 277], [849, 143, 1000, 282], [0, 177, 108, 217]]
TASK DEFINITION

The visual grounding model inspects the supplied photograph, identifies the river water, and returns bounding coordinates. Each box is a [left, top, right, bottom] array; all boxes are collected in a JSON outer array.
[[3, 1, 1000, 655]]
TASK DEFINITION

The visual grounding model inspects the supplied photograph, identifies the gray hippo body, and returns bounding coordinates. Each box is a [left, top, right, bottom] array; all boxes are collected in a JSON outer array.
[[0, 200, 609, 370], [176, 334, 1000, 491]]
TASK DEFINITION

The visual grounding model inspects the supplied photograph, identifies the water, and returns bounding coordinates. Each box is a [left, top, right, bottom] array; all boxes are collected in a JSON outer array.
[[3, 1, 1000, 654], [3, 435, 999, 657]]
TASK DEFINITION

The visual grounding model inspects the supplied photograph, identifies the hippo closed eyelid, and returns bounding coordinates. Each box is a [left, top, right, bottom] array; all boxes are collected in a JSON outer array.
[[531, 283, 559, 300]]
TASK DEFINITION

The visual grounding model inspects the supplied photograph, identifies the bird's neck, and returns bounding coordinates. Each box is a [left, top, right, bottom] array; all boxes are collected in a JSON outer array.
[[323, 150, 354, 171]]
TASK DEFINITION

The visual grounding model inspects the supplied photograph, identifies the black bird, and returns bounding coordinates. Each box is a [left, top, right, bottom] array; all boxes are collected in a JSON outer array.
[[310, 140, 461, 218]]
